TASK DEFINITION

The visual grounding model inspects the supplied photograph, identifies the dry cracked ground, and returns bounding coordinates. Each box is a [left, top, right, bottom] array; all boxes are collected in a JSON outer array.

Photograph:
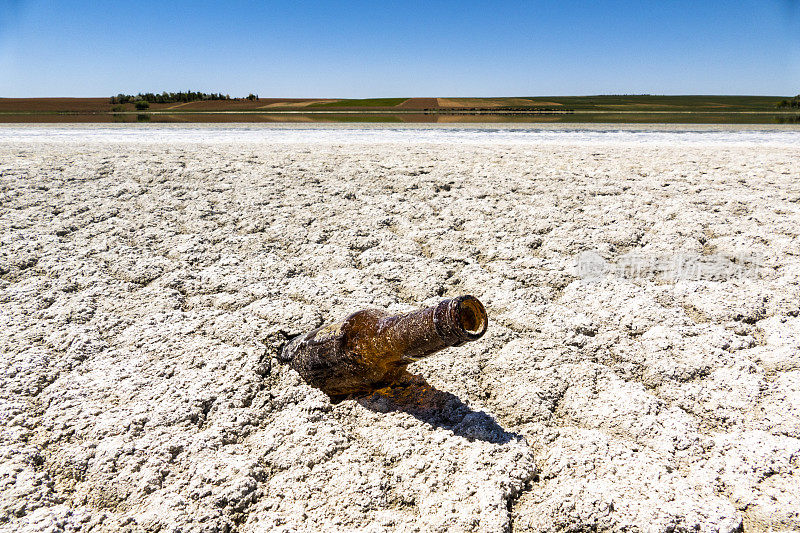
[[1, 128, 799, 532]]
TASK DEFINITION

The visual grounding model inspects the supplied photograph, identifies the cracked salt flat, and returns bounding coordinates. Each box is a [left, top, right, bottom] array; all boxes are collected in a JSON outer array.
[[1, 125, 799, 532]]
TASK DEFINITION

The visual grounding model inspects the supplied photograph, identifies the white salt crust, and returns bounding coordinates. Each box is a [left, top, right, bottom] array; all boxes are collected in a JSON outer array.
[[1, 126, 799, 532]]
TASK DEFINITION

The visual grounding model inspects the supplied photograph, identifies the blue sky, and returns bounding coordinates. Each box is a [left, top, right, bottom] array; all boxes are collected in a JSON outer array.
[[1, 0, 798, 97]]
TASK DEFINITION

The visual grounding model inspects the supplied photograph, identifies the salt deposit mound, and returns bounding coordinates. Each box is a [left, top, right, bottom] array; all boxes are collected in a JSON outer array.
[[1, 125, 799, 532]]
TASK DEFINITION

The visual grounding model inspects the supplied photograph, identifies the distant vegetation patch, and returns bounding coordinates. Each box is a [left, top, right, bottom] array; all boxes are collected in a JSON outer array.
[[110, 91, 259, 105], [777, 95, 800, 109], [308, 98, 408, 108]]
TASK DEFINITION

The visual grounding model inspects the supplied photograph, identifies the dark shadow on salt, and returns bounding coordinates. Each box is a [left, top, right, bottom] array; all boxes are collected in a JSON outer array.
[[355, 371, 523, 444]]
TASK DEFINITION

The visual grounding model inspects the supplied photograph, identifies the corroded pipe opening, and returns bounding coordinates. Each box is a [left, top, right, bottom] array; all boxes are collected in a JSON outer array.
[[457, 296, 487, 338], [433, 295, 488, 345]]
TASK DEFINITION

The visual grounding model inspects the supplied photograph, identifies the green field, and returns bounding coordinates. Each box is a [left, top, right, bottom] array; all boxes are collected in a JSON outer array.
[[306, 98, 409, 108], [523, 95, 786, 111]]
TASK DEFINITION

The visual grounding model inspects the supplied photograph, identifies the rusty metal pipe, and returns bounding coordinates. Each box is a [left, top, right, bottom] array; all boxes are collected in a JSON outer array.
[[280, 296, 488, 400]]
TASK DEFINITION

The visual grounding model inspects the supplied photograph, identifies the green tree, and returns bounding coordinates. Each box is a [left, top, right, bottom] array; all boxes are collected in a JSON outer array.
[[777, 95, 800, 109]]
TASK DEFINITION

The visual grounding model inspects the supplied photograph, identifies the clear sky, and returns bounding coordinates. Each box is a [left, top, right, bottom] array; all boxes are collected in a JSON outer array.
[[1, 0, 798, 97]]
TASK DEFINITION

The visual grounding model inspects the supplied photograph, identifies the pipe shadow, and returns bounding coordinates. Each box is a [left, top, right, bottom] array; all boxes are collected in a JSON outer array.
[[353, 371, 524, 445]]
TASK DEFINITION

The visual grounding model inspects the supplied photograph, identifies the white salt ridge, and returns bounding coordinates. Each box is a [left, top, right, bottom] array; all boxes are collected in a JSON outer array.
[[2, 123, 800, 146]]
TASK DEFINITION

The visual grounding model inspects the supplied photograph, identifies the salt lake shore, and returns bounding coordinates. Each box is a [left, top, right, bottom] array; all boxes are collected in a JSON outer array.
[[2, 124, 800, 532]]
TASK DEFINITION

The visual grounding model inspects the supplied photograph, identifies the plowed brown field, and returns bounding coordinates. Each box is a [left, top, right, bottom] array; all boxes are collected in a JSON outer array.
[[0, 98, 111, 113], [259, 100, 340, 109], [396, 98, 438, 109], [438, 97, 563, 108]]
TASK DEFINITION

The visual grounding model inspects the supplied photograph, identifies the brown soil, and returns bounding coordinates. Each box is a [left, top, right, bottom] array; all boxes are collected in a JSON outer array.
[[0, 98, 111, 113], [438, 98, 563, 108], [145, 99, 268, 111], [0, 98, 325, 113], [259, 100, 340, 109], [396, 98, 438, 109], [0, 113, 117, 122]]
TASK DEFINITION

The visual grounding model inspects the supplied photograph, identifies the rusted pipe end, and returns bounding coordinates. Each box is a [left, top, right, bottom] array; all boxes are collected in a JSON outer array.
[[456, 296, 488, 339], [434, 295, 488, 345]]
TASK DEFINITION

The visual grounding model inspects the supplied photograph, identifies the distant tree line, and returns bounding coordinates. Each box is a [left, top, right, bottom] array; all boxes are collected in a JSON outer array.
[[110, 91, 259, 104], [777, 95, 800, 109]]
